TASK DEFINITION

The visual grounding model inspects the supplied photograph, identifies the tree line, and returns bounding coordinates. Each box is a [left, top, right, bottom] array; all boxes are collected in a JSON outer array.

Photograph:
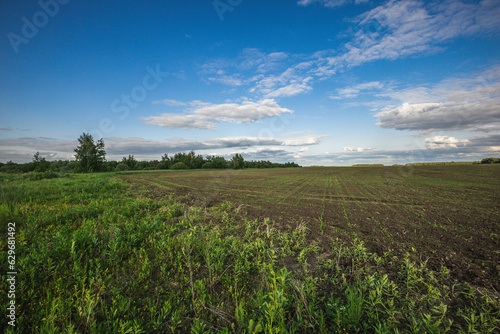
[[480, 157, 500, 164], [0, 133, 300, 174]]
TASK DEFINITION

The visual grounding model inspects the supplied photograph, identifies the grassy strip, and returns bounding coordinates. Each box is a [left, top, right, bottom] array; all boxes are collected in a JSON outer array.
[[1, 173, 499, 333]]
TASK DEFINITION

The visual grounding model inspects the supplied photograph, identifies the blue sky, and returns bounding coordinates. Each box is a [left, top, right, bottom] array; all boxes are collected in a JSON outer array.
[[1, 0, 500, 165]]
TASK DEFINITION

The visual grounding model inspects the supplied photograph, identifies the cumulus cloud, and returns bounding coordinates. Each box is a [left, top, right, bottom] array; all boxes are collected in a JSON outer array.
[[282, 135, 329, 146], [103, 135, 327, 155], [376, 98, 500, 132], [142, 99, 293, 130], [466, 133, 500, 151], [424, 136, 469, 149], [373, 65, 500, 132]]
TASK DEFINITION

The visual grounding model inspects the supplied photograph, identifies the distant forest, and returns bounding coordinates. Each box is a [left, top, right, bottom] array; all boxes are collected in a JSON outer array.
[[0, 133, 301, 176], [0, 151, 301, 175]]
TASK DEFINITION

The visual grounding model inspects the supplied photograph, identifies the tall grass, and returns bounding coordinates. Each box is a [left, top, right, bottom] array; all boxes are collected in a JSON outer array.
[[0, 173, 498, 333]]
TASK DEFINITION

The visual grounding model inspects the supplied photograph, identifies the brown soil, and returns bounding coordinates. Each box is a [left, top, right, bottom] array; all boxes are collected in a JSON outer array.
[[120, 165, 500, 290]]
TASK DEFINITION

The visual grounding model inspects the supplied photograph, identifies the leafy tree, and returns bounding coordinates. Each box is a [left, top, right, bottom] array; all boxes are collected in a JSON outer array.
[[207, 156, 228, 169], [0, 161, 19, 173], [187, 150, 204, 169], [74, 133, 106, 172], [230, 154, 245, 169], [122, 155, 137, 170], [481, 157, 500, 164], [159, 154, 171, 169], [33, 152, 50, 172]]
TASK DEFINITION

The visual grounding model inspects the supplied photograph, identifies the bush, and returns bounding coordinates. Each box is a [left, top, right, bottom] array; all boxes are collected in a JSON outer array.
[[115, 163, 129, 171], [23, 170, 60, 180], [202, 162, 213, 169], [170, 162, 188, 170]]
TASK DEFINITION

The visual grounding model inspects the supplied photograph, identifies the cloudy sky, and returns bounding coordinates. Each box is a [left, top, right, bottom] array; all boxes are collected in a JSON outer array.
[[1, 0, 499, 165]]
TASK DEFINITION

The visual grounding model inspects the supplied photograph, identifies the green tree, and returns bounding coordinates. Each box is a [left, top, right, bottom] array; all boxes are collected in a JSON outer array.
[[207, 156, 228, 169], [159, 154, 171, 169], [74, 133, 106, 172], [481, 157, 500, 164], [121, 155, 137, 170], [33, 152, 49, 172], [230, 153, 245, 169]]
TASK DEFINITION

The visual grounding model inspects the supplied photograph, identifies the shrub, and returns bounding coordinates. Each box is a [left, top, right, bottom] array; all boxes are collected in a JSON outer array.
[[23, 170, 59, 180], [115, 162, 129, 171], [202, 162, 213, 169], [170, 162, 188, 170]]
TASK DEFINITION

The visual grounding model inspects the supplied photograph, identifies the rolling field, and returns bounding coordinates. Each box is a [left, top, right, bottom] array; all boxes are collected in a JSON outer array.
[[122, 164, 500, 290]]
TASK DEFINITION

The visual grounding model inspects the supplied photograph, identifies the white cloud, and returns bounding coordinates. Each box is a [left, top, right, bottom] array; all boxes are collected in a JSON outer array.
[[298, 133, 500, 165], [0, 137, 76, 152], [425, 136, 469, 149], [208, 75, 245, 86], [315, 0, 500, 74], [265, 77, 314, 98], [251, 67, 314, 98], [375, 68, 500, 132], [142, 99, 293, 130], [343, 147, 374, 152], [152, 99, 213, 108], [0, 134, 328, 163], [282, 135, 329, 146], [197, 1, 500, 104], [202, 48, 290, 78], [331, 81, 383, 99], [103, 135, 327, 158], [152, 99, 187, 107]]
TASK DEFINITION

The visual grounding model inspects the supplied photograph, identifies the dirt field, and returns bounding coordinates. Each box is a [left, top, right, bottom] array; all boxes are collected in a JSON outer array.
[[121, 164, 500, 290]]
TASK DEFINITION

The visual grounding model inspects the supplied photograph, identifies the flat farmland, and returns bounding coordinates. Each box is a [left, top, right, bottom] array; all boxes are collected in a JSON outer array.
[[121, 164, 500, 289]]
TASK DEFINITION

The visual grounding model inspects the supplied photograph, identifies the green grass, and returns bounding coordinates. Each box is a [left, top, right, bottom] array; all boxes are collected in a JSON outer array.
[[1, 172, 499, 333]]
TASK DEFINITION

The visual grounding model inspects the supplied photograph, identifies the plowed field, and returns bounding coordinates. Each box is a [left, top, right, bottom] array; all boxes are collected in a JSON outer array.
[[121, 164, 500, 289]]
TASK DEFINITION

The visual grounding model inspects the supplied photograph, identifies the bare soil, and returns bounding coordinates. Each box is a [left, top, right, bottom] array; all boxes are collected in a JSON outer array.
[[121, 165, 500, 290]]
